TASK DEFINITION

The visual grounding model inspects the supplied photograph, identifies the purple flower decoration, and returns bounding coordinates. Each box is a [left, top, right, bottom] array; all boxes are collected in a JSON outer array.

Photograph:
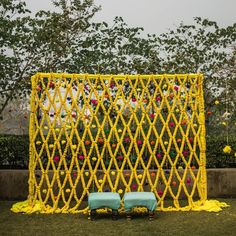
[[37, 115, 42, 120]]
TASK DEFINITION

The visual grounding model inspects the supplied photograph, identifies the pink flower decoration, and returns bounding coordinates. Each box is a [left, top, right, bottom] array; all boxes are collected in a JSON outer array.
[[132, 184, 137, 190], [186, 178, 191, 184], [91, 99, 98, 105], [117, 155, 123, 161], [110, 83, 115, 89], [132, 98, 136, 102], [157, 153, 161, 159], [37, 85, 42, 91], [183, 150, 189, 156], [174, 86, 179, 91], [84, 85, 89, 90], [124, 137, 130, 143], [137, 140, 142, 145], [169, 121, 175, 127], [189, 137, 193, 143], [149, 114, 155, 119], [49, 82, 55, 88], [156, 96, 161, 101], [78, 155, 84, 160], [73, 172, 77, 177], [158, 190, 164, 196], [53, 156, 60, 162]]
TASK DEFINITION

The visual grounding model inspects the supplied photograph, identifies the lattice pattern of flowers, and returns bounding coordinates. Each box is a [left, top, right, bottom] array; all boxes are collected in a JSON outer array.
[[28, 73, 207, 213]]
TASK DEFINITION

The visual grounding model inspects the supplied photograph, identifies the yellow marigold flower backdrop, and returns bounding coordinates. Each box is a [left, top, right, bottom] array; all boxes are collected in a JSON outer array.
[[11, 73, 229, 214]]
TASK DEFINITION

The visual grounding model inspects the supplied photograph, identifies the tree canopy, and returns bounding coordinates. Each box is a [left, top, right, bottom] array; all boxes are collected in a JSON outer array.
[[0, 0, 235, 135]]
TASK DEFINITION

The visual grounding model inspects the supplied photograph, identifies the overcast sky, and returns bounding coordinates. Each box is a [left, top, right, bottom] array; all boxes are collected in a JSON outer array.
[[25, 0, 236, 34]]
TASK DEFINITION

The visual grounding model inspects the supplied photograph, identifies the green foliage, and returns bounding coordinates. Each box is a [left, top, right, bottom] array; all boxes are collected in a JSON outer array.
[[0, 0, 100, 115], [68, 17, 160, 74], [156, 18, 236, 133], [0, 135, 235, 169], [0, 1, 235, 137], [0, 134, 29, 168], [206, 136, 236, 168]]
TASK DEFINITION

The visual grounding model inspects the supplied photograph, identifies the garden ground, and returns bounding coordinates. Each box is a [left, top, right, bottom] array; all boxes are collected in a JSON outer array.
[[0, 199, 236, 236]]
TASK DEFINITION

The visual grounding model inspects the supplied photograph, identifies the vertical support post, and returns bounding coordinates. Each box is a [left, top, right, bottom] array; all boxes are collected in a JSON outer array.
[[28, 74, 37, 207], [198, 74, 207, 202]]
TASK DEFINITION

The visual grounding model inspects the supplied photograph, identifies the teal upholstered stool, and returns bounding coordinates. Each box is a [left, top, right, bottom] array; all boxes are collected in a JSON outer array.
[[124, 192, 157, 220], [88, 192, 121, 220]]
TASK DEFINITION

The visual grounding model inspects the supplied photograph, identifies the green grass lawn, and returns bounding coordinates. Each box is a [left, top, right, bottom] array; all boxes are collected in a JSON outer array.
[[0, 199, 236, 236]]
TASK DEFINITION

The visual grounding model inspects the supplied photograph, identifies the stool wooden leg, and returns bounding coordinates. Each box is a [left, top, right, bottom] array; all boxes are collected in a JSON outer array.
[[112, 209, 118, 220], [149, 211, 154, 221], [90, 209, 96, 221], [126, 212, 132, 221]]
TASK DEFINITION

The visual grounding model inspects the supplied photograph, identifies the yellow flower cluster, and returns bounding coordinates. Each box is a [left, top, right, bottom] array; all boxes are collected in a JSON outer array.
[[223, 145, 232, 154]]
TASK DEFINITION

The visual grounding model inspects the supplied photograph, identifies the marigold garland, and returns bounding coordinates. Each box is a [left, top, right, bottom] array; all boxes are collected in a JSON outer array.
[[10, 73, 229, 214]]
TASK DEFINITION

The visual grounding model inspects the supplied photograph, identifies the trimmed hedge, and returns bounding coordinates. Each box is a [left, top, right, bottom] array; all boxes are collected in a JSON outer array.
[[0, 135, 29, 169], [206, 136, 236, 168], [0, 135, 235, 169]]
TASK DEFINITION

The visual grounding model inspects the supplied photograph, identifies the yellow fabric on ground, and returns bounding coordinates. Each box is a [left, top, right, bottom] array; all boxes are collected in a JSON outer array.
[[11, 199, 229, 213]]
